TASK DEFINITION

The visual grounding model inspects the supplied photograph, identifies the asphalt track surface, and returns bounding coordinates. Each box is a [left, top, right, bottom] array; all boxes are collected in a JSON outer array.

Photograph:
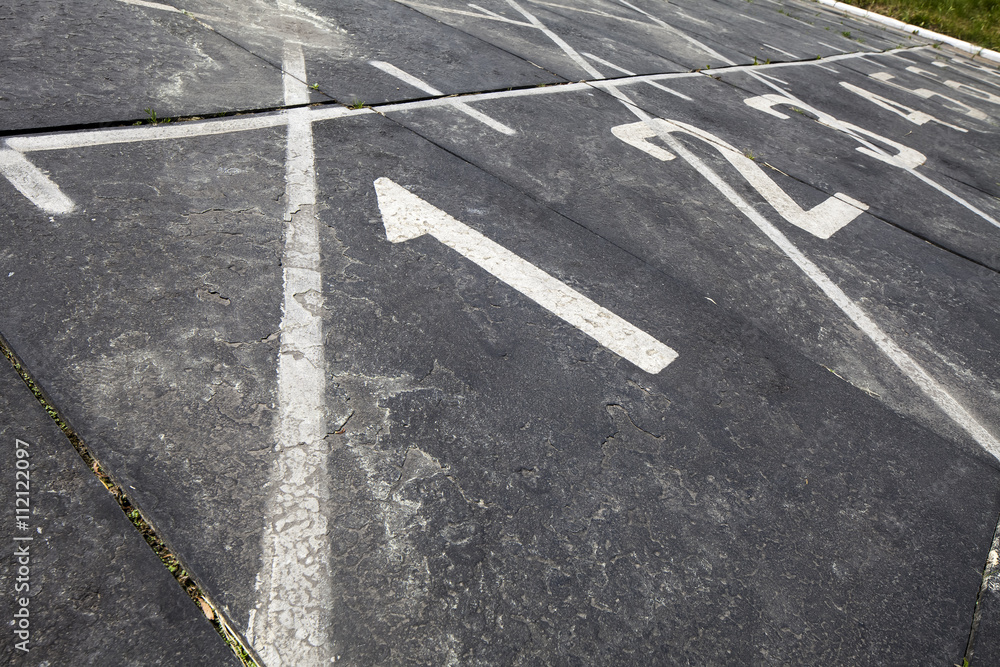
[[2, 0, 1000, 664]]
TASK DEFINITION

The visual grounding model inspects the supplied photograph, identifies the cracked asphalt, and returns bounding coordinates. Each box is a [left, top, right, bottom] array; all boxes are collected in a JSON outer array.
[[2, 0, 1000, 664]]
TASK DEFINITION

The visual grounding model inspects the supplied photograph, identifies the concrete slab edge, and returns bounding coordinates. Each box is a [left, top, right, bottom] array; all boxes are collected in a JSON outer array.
[[813, 0, 1000, 63], [0, 334, 263, 667], [965, 511, 1000, 664]]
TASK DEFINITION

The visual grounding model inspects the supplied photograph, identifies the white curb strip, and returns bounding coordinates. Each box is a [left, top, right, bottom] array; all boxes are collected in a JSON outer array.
[[814, 0, 1000, 64]]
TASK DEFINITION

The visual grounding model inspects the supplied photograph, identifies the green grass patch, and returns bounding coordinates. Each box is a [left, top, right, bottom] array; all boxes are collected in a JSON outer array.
[[836, 0, 1000, 52]]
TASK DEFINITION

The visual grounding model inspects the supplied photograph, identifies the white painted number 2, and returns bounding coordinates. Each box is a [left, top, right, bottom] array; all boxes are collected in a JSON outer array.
[[611, 117, 868, 239]]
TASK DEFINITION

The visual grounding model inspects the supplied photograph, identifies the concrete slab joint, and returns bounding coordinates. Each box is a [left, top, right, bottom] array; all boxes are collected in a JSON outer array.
[[3, 0, 1000, 664]]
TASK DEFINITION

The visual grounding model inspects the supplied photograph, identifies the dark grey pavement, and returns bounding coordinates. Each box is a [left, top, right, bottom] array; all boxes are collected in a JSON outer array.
[[2, 0, 1000, 664], [0, 349, 241, 665]]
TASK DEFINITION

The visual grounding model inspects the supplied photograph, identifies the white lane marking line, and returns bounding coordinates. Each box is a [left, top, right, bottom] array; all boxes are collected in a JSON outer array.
[[8, 114, 290, 152], [615, 0, 736, 66], [817, 41, 847, 53], [116, 0, 185, 13], [467, 2, 529, 24], [0, 147, 75, 214], [762, 43, 799, 59], [378, 82, 593, 112], [583, 52, 636, 76], [370, 60, 445, 96], [742, 13, 767, 24], [8, 109, 370, 153], [527, 0, 623, 20], [611, 96, 1000, 458], [755, 71, 790, 85], [815, 63, 840, 73], [113, 0, 219, 26], [370, 61, 516, 134], [374, 177, 678, 374], [582, 53, 693, 100], [2, 49, 923, 157], [251, 36, 333, 667], [401, 0, 534, 25], [505, 0, 605, 79]]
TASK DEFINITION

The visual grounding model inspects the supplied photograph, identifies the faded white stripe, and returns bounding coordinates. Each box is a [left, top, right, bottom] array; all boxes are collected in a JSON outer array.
[[0, 147, 75, 214], [251, 38, 333, 667]]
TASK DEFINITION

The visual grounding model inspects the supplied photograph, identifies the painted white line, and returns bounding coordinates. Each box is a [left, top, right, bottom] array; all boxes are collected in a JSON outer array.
[[7, 114, 291, 152], [370, 61, 516, 134], [755, 71, 790, 86], [0, 147, 75, 214], [467, 2, 530, 25], [817, 40, 847, 53], [527, 0, 621, 20], [814, 0, 1000, 63], [583, 52, 635, 76], [116, 0, 185, 13], [506, 0, 605, 79], [378, 82, 592, 113], [250, 37, 333, 667], [742, 14, 767, 25], [401, 0, 534, 25], [371, 60, 445, 96], [616, 0, 736, 66], [375, 177, 678, 373], [762, 43, 799, 59], [612, 97, 1000, 458], [582, 53, 693, 100], [865, 72, 988, 120], [1, 49, 923, 159]]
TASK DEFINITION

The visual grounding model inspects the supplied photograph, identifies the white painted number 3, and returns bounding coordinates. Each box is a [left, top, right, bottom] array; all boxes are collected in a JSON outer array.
[[611, 117, 868, 239]]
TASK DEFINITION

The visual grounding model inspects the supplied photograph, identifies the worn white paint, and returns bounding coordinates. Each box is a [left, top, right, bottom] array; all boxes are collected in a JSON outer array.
[[611, 98, 1000, 458], [378, 82, 592, 114], [369, 61, 516, 134], [841, 81, 969, 130], [744, 93, 928, 170], [816, 41, 847, 53], [611, 119, 868, 239], [250, 36, 333, 667], [7, 114, 290, 152], [755, 71, 790, 86], [374, 177, 678, 374], [582, 53, 693, 100], [8, 108, 369, 154], [117, 0, 185, 13], [1, 49, 916, 163], [945, 80, 1000, 105], [505, 0, 605, 79], [868, 71, 988, 120], [0, 147, 75, 214], [762, 43, 799, 60], [745, 91, 1000, 230], [401, 0, 533, 26]]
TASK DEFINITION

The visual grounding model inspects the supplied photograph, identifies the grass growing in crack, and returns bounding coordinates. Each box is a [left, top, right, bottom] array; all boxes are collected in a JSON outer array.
[[0, 338, 260, 667], [143, 107, 171, 125]]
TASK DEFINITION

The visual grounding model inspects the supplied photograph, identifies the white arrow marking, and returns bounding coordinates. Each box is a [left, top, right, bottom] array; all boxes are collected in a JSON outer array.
[[374, 177, 678, 374], [0, 147, 75, 214]]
